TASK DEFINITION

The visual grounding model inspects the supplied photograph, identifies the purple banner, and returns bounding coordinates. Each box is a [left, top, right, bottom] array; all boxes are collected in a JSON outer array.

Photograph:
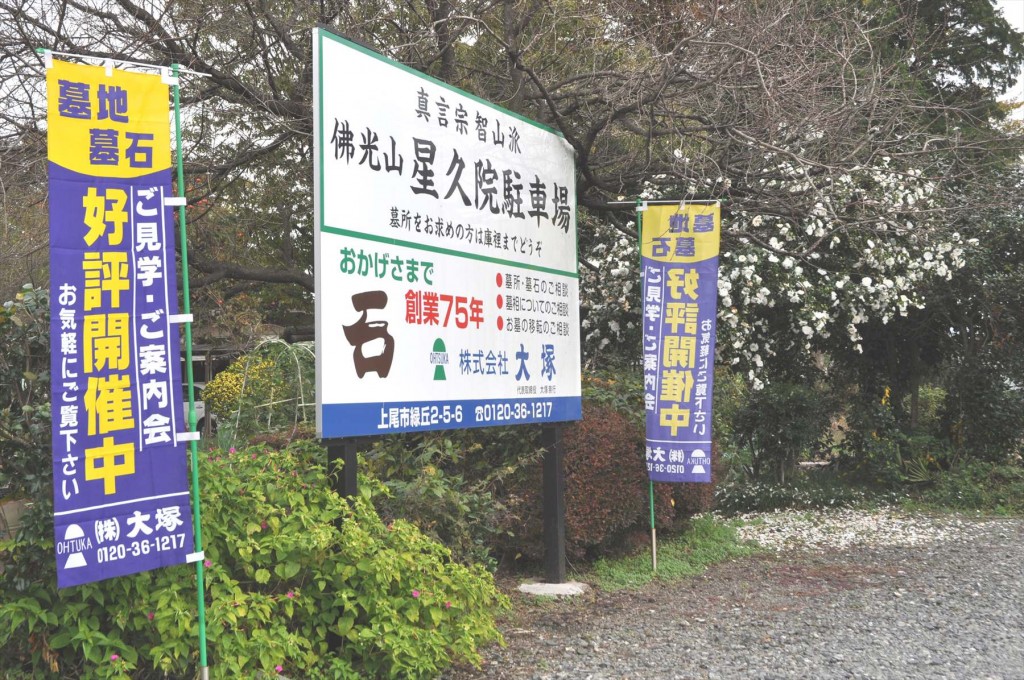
[[48, 60, 194, 588], [641, 204, 721, 483]]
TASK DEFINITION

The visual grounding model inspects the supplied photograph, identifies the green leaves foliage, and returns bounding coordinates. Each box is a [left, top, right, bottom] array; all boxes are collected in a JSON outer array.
[[0, 285, 51, 502], [733, 381, 837, 484], [1, 440, 508, 678], [366, 426, 544, 569]]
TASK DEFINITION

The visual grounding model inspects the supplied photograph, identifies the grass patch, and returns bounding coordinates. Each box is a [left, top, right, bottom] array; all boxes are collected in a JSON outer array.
[[585, 515, 761, 591]]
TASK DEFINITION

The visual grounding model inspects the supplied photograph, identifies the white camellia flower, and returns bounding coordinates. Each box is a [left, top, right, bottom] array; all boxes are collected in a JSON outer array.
[[608, 158, 968, 389]]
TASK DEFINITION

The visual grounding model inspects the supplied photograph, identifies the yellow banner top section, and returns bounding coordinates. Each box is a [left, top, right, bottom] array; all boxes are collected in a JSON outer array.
[[641, 204, 721, 263], [46, 59, 171, 178]]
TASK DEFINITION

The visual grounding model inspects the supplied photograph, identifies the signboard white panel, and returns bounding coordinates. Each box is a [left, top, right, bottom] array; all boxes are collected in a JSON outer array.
[[313, 29, 582, 438]]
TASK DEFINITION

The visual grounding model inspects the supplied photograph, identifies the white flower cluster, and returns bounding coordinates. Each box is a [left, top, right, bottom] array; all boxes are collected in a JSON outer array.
[[580, 222, 641, 361], [714, 160, 969, 386], [580, 162, 971, 385]]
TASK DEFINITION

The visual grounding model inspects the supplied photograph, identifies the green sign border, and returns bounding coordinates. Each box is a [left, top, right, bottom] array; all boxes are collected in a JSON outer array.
[[315, 27, 579, 279]]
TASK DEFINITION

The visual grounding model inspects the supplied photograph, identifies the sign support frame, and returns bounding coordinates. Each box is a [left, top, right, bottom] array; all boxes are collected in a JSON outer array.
[[636, 199, 658, 573], [171, 62, 210, 680], [541, 424, 567, 583], [326, 437, 366, 498]]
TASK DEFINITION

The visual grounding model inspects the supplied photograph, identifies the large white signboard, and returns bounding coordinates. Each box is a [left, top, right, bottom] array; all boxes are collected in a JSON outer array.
[[313, 28, 582, 438]]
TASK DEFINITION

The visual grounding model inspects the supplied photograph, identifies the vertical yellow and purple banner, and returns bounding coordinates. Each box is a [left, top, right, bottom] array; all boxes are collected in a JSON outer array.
[[641, 204, 720, 483], [47, 60, 194, 588]]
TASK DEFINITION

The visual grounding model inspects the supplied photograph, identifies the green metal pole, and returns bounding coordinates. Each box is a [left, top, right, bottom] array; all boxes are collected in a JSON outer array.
[[649, 480, 656, 572], [172, 63, 209, 679], [637, 199, 657, 573]]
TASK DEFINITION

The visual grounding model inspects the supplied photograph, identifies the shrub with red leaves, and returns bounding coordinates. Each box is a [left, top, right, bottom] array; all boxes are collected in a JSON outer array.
[[563, 403, 674, 559], [500, 403, 674, 563]]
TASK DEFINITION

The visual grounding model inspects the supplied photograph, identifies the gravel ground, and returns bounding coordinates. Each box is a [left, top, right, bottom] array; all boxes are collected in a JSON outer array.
[[446, 511, 1024, 679]]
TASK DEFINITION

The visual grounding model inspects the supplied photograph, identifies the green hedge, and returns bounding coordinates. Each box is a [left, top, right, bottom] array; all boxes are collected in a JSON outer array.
[[0, 442, 508, 679]]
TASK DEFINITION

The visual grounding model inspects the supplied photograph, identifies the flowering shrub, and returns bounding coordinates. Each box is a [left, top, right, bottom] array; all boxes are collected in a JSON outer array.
[[201, 340, 316, 440], [201, 362, 254, 416], [580, 156, 973, 394], [0, 441, 508, 678], [202, 356, 279, 418]]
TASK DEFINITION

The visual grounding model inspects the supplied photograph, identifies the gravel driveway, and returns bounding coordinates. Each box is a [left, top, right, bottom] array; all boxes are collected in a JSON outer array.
[[446, 512, 1024, 679]]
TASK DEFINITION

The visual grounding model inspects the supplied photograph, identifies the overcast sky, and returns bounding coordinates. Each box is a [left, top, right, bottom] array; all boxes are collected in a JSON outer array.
[[996, 0, 1024, 113]]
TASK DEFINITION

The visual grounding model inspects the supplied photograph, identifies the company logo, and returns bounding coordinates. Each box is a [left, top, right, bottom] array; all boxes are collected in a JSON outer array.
[[430, 338, 448, 381], [689, 449, 707, 475], [56, 524, 91, 569]]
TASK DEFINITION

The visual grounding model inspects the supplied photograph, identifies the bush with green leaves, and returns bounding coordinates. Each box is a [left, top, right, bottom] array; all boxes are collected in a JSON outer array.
[[733, 381, 836, 483], [941, 357, 1024, 463], [714, 470, 906, 515], [0, 285, 50, 504], [912, 460, 1024, 514], [1, 441, 508, 679], [365, 428, 541, 569], [903, 384, 947, 436], [492, 402, 675, 564], [580, 370, 644, 425], [366, 372, 688, 568], [832, 388, 905, 484]]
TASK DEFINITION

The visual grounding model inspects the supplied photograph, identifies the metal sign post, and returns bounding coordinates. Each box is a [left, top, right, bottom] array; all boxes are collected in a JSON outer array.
[[541, 425, 567, 583]]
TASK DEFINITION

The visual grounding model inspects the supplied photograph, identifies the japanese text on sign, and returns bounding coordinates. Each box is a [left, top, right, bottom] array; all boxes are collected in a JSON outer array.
[[314, 29, 581, 438], [48, 59, 193, 588], [641, 204, 721, 484]]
